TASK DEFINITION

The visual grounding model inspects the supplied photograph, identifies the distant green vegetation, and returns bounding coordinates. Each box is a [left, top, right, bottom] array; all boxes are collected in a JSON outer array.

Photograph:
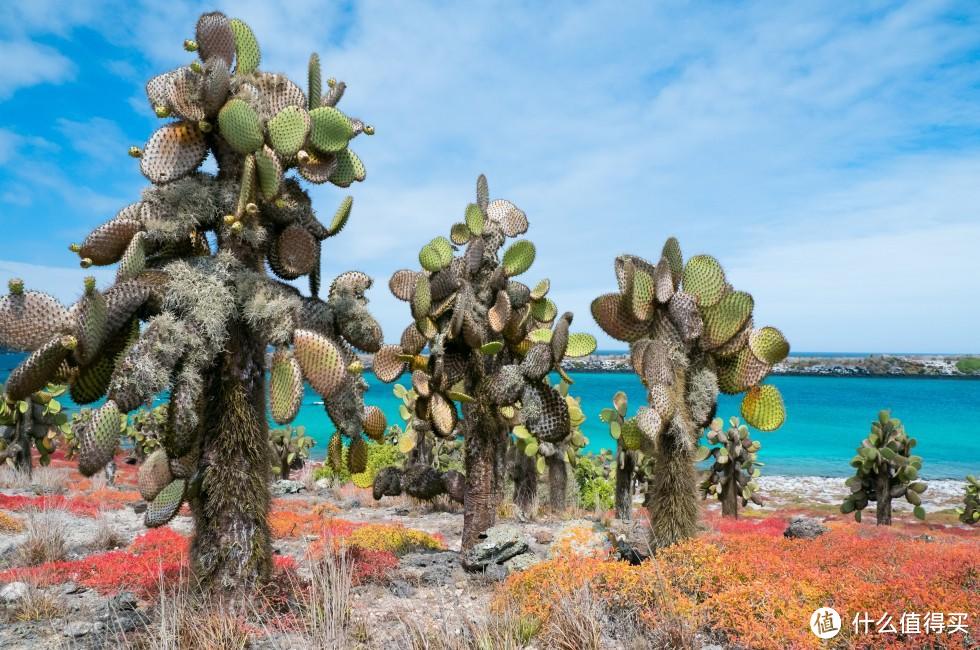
[[956, 357, 980, 374]]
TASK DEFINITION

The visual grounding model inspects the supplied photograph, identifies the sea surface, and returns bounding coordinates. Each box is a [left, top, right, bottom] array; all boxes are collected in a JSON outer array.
[[3, 352, 978, 478]]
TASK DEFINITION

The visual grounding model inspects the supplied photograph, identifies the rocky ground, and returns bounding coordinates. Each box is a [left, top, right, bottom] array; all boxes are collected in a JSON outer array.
[[0, 466, 976, 649]]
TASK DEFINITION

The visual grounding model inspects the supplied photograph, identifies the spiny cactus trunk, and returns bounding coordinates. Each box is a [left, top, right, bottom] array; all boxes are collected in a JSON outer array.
[[721, 474, 739, 518], [615, 444, 634, 520], [13, 402, 33, 476], [461, 396, 505, 550], [546, 453, 567, 513], [409, 434, 433, 466], [875, 472, 892, 525], [512, 451, 538, 519], [190, 321, 272, 594], [279, 459, 292, 481], [647, 439, 700, 550]]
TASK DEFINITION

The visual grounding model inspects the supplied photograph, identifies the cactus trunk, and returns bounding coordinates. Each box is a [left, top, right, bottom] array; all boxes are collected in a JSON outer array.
[[461, 396, 505, 550], [12, 400, 33, 476], [875, 471, 892, 525], [720, 475, 739, 518], [546, 453, 567, 513], [512, 450, 538, 519], [189, 320, 273, 595], [647, 439, 700, 550], [615, 442, 634, 520]]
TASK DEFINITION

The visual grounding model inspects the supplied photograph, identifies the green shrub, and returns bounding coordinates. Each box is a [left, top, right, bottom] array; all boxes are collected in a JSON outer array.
[[955, 357, 980, 374], [579, 476, 614, 511], [574, 450, 614, 510], [313, 440, 404, 487]]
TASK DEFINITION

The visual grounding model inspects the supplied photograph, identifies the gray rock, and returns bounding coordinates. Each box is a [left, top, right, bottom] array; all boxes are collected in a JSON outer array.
[[461, 524, 528, 571], [784, 516, 828, 539], [400, 550, 459, 586], [388, 579, 416, 598], [0, 581, 28, 603], [503, 552, 541, 574], [699, 645, 725, 650], [63, 621, 101, 637], [314, 477, 332, 491], [131, 501, 147, 514], [271, 479, 305, 496], [483, 562, 507, 582]]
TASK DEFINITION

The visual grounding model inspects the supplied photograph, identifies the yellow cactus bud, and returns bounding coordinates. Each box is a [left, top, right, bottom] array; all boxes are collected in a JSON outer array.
[[190, 61, 203, 74], [7, 278, 24, 295], [154, 105, 171, 118], [230, 221, 244, 235], [296, 150, 311, 165], [198, 120, 212, 133], [223, 214, 238, 226], [347, 359, 364, 374], [245, 202, 259, 215], [128, 146, 143, 158], [80, 258, 93, 269], [274, 198, 287, 209], [183, 39, 198, 52], [83, 276, 96, 293], [68, 243, 81, 253], [327, 77, 337, 88], [364, 125, 375, 135]]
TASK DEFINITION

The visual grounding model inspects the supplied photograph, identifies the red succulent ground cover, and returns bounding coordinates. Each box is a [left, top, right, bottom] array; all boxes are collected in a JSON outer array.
[[497, 516, 979, 650], [0, 491, 138, 517]]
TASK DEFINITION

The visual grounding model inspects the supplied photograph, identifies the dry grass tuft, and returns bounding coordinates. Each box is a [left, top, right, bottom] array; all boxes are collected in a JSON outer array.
[[90, 511, 127, 551], [0, 465, 68, 493], [15, 510, 68, 566], [10, 583, 63, 622], [294, 545, 355, 648], [542, 586, 604, 650], [394, 604, 539, 650]]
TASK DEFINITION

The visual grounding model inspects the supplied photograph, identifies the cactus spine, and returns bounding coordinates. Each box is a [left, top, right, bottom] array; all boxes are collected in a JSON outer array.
[[841, 410, 927, 525], [0, 12, 382, 596], [376, 175, 596, 552], [697, 416, 763, 518], [592, 239, 788, 550]]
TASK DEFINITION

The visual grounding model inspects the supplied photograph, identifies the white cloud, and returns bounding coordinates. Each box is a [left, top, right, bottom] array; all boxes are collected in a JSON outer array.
[[0, 40, 75, 99]]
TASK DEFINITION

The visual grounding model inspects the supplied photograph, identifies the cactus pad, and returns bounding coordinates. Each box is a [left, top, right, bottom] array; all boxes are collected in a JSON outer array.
[[430, 392, 458, 437], [527, 384, 571, 443], [347, 434, 368, 474], [748, 326, 790, 365], [76, 399, 121, 477], [682, 255, 726, 308], [363, 405, 386, 441], [4, 335, 76, 401], [268, 105, 311, 157], [138, 449, 174, 502], [372, 344, 406, 383], [667, 291, 703, 342], [564, 332, 597, 357], [740, 384, 785, 431], [139, 121, 207, 183], [297, 152, 338, 184], [590, 293, 650, 342], [0, 288, 69, 352], [80, 218, 142, 266], [229, 18, 260, 74], [700, 290, 753, 349], [272, 225, 318, 278], [218, 98, 264, 154], [465, 203, 485, 236], [255, 145, 283, 199], [293, 329, 347, 398], [328, 149, 366, 187], [620, 418, 643, 451], [502, 240, 536, 276], [309, 106, 353, 153], [487, 199, 528, 237], [144, 478, 187, 528], [270, 348, 303, 424], [196, 12, 236, 67]]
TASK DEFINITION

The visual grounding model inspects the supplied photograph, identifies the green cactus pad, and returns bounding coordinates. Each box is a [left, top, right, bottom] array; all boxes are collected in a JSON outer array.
[[748, 326, 790, 365], [144, 478, 187, 528], [373, 344, 407, 383], [564, 332, 597, 358], [139, 121, 207, 184], [590, 293, 650, 342], [115, 232, 147, 283], [363, 405, 387, 441], [0, 289, 69, 353], [71, 319, 138, 405], [740, 384, 785, 431], [418, 243, 444, 272], [487, 199, 529, 237], [327, 196, 354, 236], [309, 106, 354, 153], [662, 237, 683, 284], [430, 237, 454, 267], [701, 290, 754, 349], [196, 12, 236, 67], [628, 266, 656, 321], [293, 329, 347, 398], [530, 298, 557, 323], [411, 274, 432, 322], [218, 98, 264, 153], [270, 348, 304, 425], [716, 347, 771, 395], [502, 239, 536, 276], [3, 335, 76, 401], [329, 148, 366, 187], [229, 18, 260, 74], [682, 255, 727, 308], [450, 222, 471, 245], [464, 203, 485, 236], [308, 53, 321, 110], [255, 145, 282, 199], [268, 105, 311, 157], [138, 449, 174, 502], [348, 434, 368, 474], [76, 399, 121, 477], [80, 218, 142, 266]]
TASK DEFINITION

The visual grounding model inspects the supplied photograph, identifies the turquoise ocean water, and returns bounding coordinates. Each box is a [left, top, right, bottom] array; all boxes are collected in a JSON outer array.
[[3, 352, 978, 478]]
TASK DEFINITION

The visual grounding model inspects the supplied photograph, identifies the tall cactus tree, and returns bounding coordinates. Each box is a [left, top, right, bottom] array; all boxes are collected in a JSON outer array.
[[840, 411, 927, 525], [592, 239, 788, 550], [0, 12, 384, 595], [599, 391, 643, 520], [374, 176, 596, 551]]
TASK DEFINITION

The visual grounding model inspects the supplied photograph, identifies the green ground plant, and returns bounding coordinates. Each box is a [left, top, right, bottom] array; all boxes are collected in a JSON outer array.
[[0, 11, 383, 596]]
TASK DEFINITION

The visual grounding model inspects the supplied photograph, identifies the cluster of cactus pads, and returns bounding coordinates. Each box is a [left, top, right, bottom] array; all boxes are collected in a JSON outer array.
[[592, 240, 788, 548], [269, 425, 315, 480], [0, 379, 70, 471], [957, 475, 979, 525], [374, 175, 596, 548], [598, 391, 653, 520], [0, 12, 383, 591], [841, 411, 927, 524], [697, 416, 763, 517]]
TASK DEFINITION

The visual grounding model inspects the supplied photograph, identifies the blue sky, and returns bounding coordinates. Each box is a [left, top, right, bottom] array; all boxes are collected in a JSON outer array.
[[1, 1, 979, 353]]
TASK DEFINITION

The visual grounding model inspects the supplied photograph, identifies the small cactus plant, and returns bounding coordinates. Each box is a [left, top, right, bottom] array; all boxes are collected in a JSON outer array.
[[0, 12, 383, 595], [269, 425, 315, 480], [0, 383, 70, 472], [592, 239, 788, 550], [598, 391, 642, 520], [956, 475, 979, 525], [697, 416, 763, 518], [375, 175, 596, 550], [841, 410, 927, 525]]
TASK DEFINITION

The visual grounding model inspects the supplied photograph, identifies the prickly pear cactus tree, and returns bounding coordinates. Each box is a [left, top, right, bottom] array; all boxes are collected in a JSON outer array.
[[0, 379, 70, 472], [697, 416, 763, 518], [371, 383, 464, 503], [269, 425, 314, 480], [0, 12, 384, 595], [592, 239, 788, 550], [375, 175, 596, 550], [841, 411, 927, 525], [598, 391, 643, 520], [956, 475, 979, 525]]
